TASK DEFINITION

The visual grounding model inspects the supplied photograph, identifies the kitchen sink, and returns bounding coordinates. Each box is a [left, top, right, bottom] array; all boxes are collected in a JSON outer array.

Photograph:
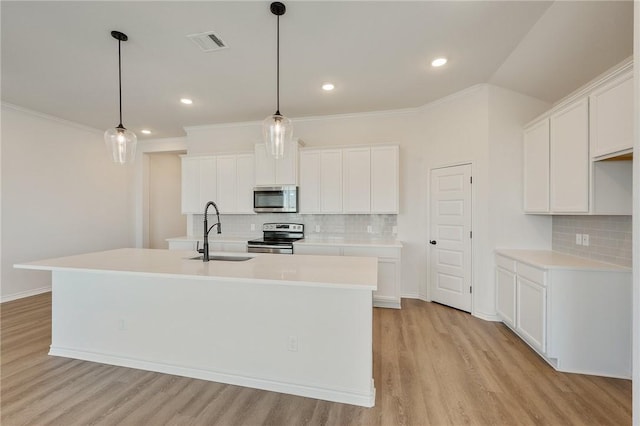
[[187, 255, 253, 261]]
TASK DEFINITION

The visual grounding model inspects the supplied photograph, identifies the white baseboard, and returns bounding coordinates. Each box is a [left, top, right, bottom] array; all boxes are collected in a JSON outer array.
[[472, 310, 501, 322], [400, 293, 420, 299], [1, 286, 51, 303], [49, 346, 377, 408], [373, 296, 401, 309]]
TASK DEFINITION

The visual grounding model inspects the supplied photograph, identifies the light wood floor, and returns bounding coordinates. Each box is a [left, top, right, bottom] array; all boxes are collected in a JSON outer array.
[[1, 293, 631, 425]]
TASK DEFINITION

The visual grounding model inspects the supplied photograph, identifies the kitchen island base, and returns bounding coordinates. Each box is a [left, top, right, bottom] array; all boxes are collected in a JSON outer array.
[[37, 252, 376, 407]]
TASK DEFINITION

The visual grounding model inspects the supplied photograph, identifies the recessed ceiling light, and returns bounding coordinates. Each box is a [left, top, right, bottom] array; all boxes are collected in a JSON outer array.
[[322, 83, 335, 91], [431, 58, 447, 67], [180, 98, 193, 105], [141, 129, 152, 135]]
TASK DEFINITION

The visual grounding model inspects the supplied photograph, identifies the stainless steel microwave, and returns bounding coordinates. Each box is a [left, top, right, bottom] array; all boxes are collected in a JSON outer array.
[[253, 186, 298, 213]]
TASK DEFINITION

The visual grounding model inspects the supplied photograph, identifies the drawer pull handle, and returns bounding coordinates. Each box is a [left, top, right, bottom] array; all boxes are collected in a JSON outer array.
[[429, 240, 437, 245]]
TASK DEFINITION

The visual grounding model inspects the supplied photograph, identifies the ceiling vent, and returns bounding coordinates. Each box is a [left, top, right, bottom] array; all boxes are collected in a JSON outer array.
[[187, 31, 228, 52]]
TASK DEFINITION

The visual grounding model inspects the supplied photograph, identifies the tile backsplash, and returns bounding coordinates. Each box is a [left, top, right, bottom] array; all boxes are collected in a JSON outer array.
[[190, 213, 398, 239], [552, 215, 632, 267]]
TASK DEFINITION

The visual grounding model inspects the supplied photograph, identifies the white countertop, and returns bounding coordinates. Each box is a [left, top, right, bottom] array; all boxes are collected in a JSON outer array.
[[495, 249, 631, 272], [15, 248, 378, 290]]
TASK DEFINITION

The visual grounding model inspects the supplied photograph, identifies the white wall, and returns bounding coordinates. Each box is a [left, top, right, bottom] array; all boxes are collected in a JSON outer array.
[[148, 152, 186, 249], [1, 104, 134, 302], [181, 85, 551, 317]]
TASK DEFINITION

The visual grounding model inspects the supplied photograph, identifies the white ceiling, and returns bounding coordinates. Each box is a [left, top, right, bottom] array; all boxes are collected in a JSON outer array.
[[1, 1, 633, 139]]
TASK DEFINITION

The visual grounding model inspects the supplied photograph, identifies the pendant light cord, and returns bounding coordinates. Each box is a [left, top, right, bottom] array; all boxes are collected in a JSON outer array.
[[118, 39, 123, 128], [275, 14, 280, 115]]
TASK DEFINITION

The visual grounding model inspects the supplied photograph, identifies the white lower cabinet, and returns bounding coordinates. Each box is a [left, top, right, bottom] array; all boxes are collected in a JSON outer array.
[[294, 243, 402, 309], [495, 252, 631, 379], [516, 275, 546, 353]]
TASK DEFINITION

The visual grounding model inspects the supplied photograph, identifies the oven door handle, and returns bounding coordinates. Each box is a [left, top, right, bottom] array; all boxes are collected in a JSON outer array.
[[247, 245, 292, 254]]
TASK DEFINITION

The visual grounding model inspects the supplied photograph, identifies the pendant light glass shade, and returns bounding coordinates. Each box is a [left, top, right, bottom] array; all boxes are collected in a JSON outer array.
[[264, 2, 292, 160], [105, 30, 136, 165], [104, 125, 137, 164], [262, 113, 292, 159]]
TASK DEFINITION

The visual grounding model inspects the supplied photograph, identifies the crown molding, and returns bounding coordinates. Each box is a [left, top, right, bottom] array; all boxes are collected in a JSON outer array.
[[1, 102, 102, 135]]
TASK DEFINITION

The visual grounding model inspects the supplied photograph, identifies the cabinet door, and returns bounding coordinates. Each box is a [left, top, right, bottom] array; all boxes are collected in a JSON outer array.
[[523, 120, 550, 213], [550, 99, 589, 213], [216, 155, 237, 213], [275, 140, 299, 185], [496, 267, 516, 328], [254, 143, 276, 186], [181, 157, 201, 214], [320, 150, 343, 213], [236, 154, 255, 214], [343, 147, 371, 213], [590, 72, 633, 158], [374, 259, 400, 308], [299, 151, 321, 213], [516, 276, 546, 353], [199, 157, 217, 210], [371, 146, 399, 213]]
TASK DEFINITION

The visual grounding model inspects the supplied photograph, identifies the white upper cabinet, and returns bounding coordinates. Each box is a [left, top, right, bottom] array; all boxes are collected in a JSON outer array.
[[589, 70, 633, 158], [235, 154, 255, 214], [549, 98, 589, 213], [300, 144, 399, 214], [343, 147, 372, 213], [181, 153, 254, 215], [371, 145, 399, 213], [523, 120, 550, 213], [522, 59, 632, 216], [299, 149, 343, 214], [254, 139, 299, 186]]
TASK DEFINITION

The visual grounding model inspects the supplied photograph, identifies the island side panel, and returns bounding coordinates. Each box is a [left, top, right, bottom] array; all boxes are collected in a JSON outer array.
[[49, 269, 375, 407]]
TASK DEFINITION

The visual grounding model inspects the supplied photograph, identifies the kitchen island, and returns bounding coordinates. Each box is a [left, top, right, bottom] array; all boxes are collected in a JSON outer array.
[[15, 248, 378, 407]]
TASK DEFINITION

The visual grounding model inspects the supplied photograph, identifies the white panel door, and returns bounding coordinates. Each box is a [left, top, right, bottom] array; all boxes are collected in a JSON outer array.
[[275, 139, 298, 185], [523, 120, 550, 213], [236, 154, 255, 214], [343, 147, 371, 213], [254, 143, 275, 186], [550, 99, 589, 213], [429, 164, 472, 313], [371, 146, 399, 213]]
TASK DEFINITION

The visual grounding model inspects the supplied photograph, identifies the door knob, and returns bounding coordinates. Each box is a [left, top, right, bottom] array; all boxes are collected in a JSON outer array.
[[429, 240, 437, 245]]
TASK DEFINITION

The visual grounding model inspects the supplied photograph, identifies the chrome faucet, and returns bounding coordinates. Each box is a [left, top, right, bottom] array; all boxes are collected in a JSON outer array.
[[199, 201, 222, 262]]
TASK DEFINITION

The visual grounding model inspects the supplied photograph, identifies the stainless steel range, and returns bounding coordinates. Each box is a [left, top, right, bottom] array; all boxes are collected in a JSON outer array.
[[247, 223, 304, 254]]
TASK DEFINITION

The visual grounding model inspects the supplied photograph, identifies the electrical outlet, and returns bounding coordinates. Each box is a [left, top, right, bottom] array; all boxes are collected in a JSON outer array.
[[315, 224, 320, 233], [582, 234, 590, 246], [575, 233, 582, 245], [118, 319, 126, 331], [287, 335, 298, 352], [392, 226, 398, 235], [367, 225, 373, 233], [250, 223, 256, 231]]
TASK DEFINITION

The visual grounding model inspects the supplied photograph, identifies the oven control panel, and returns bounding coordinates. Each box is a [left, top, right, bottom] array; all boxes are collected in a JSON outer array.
[[263, 223, 304, 232]]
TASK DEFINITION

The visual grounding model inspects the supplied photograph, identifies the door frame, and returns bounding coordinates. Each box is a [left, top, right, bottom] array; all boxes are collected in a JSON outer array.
[[133, 138, 188, 248], [426, 161, 474, 313]]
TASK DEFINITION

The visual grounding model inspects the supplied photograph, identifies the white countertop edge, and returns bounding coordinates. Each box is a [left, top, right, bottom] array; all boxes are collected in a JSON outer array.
[[14, 262, 377, 291], [166, 236, 252, 243], [495, 249, 631, 272]]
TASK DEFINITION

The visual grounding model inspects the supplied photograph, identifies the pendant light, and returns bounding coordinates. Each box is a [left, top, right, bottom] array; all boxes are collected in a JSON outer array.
[[104, 30, 137, 165], [262, 2, 292, 160]]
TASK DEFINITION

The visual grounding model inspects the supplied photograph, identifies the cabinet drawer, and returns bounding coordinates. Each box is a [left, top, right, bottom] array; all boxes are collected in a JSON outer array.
[[495, 255, 516, 273], [294, 245, 342, 256], [342, 246, 399, 259], [517, 262, 546, 286]]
